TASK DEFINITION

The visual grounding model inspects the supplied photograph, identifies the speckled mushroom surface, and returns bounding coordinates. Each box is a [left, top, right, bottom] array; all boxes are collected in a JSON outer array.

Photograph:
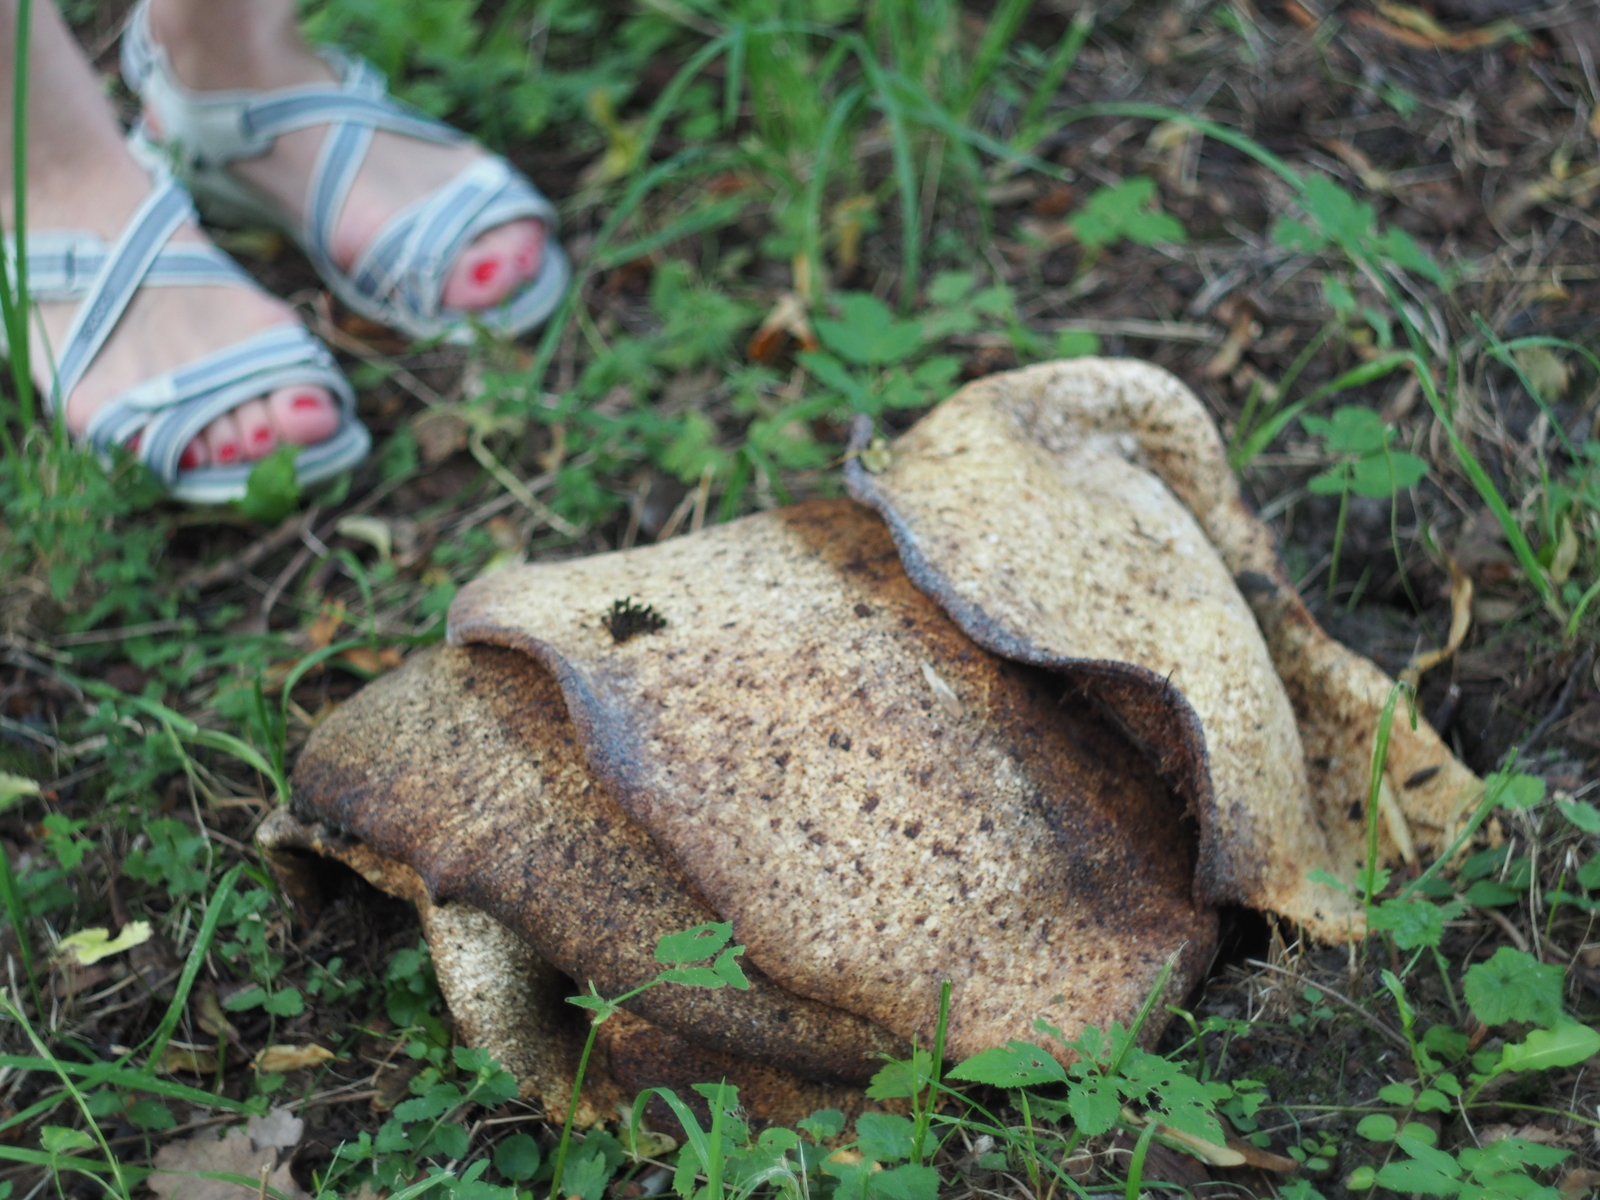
[[844, 358, 1481, 940], [270, 357, 1479, 1111]]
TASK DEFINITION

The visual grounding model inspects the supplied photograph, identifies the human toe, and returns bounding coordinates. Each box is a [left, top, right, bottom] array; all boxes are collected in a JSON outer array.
[[235, 399, 279, 460], [267, 387, 340, 445], [205, 412, 246, 466], [440, 219, 545, 310]]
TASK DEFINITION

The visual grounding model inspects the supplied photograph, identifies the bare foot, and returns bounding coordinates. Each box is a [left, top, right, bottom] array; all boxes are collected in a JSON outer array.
[[35, 161, 339, 471], [146, 2, 546, 316]]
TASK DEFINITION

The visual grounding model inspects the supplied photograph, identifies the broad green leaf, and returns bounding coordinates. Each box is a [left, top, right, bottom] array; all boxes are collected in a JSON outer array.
[[798, 1109, 846, 1142], [1306, 465, 1349, 495], [1497, 1022, 1600, 1074], [1488, 771, 1546, 811], [1054, 329, 1101, 358], [1401, 1123, 1439, 1145], [947, 1041, 1067, 1087], [560, 1150, 612, 1200], [1463, 879, 1520, 908], [1271, 216, 1327, 254], [868, 1164, 939, 1200], [1579, 858, 1600, 890], [1370, 897, 1461, 950], [927, 271, 975, 306], [1303, 407, 1388, 454], [430, 1120, 470, 1160], [1375, 1158, 1461, 1195], [40, 1127, 95, 1153], [1356, 1114, 1398, 1141], [1376, 1082, 1415, 1105], [813, 293, 924, 366], [1374, 1138, 1463, 1196], [234, 445, 303, 524], [1464, 947, 1564, 1027], [1349, 450, 1428, 498], [1070, 177, 1186, 250], [1376, 227, 1446, 285], [711, 946, 749, 989], [493, 1132, 541, 1181], [1067, 1072, 1118, 1136], [1559, 799, 1600, 834], [1301, 174, 1375, 248], [56, 921, 152, 965], [262, 987, 304, 1017], [866, 1049, 935, 1100], [658, 966, 725, 988], [855, 1112, 914, 1163], [655, 922, 733, 964], [1415, 1089, 1452, 1113], [127, 1099, 176, 1131], [1461, 1137, 1570, 1175]]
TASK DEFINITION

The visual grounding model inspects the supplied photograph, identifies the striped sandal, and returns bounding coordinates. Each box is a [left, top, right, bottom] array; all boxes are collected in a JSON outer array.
[[120, 1, 571, 345], [24, 175, 368, 504]]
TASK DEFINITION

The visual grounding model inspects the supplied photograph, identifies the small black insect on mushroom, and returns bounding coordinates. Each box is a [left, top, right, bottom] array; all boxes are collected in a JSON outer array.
[[603, 597, 667, 644]]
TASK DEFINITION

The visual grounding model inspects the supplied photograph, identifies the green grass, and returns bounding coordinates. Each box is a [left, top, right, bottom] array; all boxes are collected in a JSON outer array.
[[2, 0, 1599, 1198]]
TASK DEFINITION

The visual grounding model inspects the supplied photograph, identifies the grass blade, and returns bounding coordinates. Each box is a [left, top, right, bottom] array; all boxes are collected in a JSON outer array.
[[138, 862, 243, 1072], [851, 37, 922, 307]]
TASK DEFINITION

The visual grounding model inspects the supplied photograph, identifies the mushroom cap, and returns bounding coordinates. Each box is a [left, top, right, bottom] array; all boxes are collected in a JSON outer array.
[[269, 358, 1478, 1116]]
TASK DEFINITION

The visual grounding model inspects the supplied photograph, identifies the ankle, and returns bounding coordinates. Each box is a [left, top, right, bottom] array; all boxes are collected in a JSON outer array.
[[145, 0, 324, 92], [13, 150, 153, 239]]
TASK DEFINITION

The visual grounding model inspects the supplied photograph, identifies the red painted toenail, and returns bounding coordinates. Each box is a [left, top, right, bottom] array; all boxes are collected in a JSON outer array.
[[217, 443, 240, 464], [180, 443, 202, 469], [127, 431, 142, 453], [472, 259, 500, 284], [291, 394, 325, 411], [253, 427, 273, 444]]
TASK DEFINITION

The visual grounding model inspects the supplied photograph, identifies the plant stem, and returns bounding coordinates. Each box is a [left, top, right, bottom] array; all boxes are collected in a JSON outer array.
[[549, 1019, 602, 1200], [910, 980, 951, 1165]]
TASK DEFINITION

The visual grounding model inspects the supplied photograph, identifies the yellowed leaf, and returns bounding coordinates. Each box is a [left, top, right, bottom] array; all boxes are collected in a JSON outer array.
[[1552, 517, 1580, 586], [1404, 559, 1473, 683], [1152, 1122, 1245, 1166], [56, 921, 152, 966], [159, 1045, 218, 1076], [0, 771, 41, 811], [252, 1044, 335, 1074]]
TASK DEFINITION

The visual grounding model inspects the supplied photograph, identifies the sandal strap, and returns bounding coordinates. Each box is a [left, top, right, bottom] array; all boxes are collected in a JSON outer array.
[[122, 4, 459, 167], [84, 322, 358, 487], [50, 179, 194, 412], [22, 232, 251, 299], [121, 0, 568, 343], [344, 157, 558, 329]]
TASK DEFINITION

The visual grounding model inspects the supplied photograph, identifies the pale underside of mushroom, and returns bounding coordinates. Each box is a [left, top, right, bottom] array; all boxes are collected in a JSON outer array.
[[262, 358, 1479, 1125]]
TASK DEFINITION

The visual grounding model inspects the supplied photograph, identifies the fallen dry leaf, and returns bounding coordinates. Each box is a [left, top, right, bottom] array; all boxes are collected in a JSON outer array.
[[195, 984, 241, 1044], [412, 409, 471, 464], [1224, 1135, 1300, 1172], [148, 1126, 305, 1200], [246, 1107, 305, 1151], [1559, 1166, 1600, 1200], [1403, 559, 1473, 686], [337, 646, 404, 676], [747, 292, 818, 364], [1149, 1121, 1246, 1167], [252, 1044, 336, 1074], [304, 603, 346, 652], [158, 1045, 218, 1075]]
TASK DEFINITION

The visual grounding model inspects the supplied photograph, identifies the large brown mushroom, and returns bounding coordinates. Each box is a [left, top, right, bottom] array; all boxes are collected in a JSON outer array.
[[262, 358, 1480, 1125]]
